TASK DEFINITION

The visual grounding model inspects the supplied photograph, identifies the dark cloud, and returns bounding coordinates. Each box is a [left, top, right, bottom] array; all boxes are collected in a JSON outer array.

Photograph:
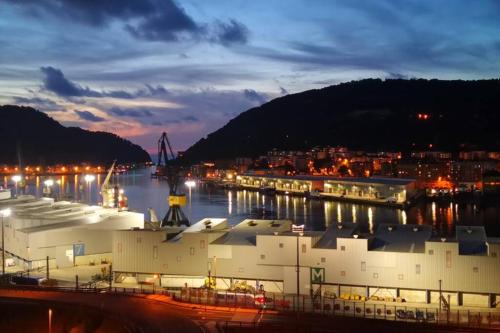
[[40, 66, 95, 97], [6, 0, 158, 26], [74, 110, 105, 122], [40, 66, 137, 99], [212, 19, 249, 45], [386, 73, 410, 80], [12, 96, 64, 112], [108, 107, 154, 118], [243, 89, 268, 105], [125, 1, 200, 42], [7, 0, 248, 46]]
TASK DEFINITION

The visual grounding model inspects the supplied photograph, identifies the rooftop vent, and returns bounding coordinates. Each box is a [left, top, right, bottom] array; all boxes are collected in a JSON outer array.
[[353, 234, 359, 239], [270, 221, 281, 227], [337, 225, 343, 230], [247, 220, 258, 227], [466, 228, 473, 234], [388, 226, 394, 232], [413, 227, 419, 232], [273, 232, 279, 235], [440, 237, 446, 242]]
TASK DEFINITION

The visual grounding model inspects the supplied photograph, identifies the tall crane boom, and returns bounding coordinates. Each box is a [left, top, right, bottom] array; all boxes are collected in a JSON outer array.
[[154, 132, 189, 227]]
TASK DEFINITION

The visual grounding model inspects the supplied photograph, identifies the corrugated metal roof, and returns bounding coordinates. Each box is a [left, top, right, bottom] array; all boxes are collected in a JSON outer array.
[[210, 219, 292, 246], [370, 224, 432, 253], [314, 223, 360, 249]]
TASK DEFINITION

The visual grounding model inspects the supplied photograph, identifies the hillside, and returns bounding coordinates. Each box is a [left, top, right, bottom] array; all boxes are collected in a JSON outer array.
[[183, 79, 500, 162], [0, 105, 151, 165]]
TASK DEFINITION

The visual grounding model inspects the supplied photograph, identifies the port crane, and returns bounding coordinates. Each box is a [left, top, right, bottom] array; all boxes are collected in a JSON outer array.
[[156, 132, 189, 227]]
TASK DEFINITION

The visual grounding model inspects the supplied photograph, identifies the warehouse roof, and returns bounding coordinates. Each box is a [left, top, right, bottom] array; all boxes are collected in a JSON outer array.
[[211, 219, 292, 246], [456, 226, 488, 255], [314, 223, 360, 249], [370, 224, 432, 253]]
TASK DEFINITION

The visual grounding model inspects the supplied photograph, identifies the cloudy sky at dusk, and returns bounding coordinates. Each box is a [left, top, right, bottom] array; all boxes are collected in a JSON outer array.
[[1, 0, 500, 153]]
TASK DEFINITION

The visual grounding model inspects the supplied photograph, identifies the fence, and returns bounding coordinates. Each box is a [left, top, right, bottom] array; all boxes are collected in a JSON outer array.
[[2, 282, 499, 329], [173, 288, 500, 329]]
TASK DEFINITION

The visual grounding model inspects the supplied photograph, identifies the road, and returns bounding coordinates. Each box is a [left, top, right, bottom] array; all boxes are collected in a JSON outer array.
[[1, 289, 498, 333], [0, 289, 247, 332]]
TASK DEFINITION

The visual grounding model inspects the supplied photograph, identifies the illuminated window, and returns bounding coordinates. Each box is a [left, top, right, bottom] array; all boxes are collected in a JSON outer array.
[[260, 254, 266, 260], [301, 244, 307, 253], [373, 273, 378, 279], [340, 245, 346, 251], [321, 257, 326, 263], [137, 237, 142, 243], [190, 247, 195, 256], [473, 267, 479, 273], [446, 251, 452, 268], [428, 249, 434, 255], [153, 246, 158, 259], [340, 270, 346, 277], [279, 243, 284, 248], [176, 256, 181, 263], [491, 252, 497, 258], [361, 261, 366, 272], [117, 242, 122, 253], [398, 274, 404, 280], [416, 264, 421, 275], [200, 240, 206, 249]]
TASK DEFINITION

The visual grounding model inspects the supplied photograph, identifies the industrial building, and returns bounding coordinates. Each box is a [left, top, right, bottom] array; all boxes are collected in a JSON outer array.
[[113, 217, 500, 308], [0, 189, 143, 269], [236, 174, 417, 205]]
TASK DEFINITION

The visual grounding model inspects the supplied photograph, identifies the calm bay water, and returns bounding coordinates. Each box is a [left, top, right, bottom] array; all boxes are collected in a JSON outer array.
[[3, 168, 499, 237]]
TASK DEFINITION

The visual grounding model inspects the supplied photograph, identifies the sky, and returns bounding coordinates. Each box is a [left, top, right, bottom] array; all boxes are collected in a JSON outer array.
[[1, 0, 500, 153]]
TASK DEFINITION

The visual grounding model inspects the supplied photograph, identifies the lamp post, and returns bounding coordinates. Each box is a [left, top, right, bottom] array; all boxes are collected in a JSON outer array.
[[43, 179, 54, 197], [438, 279, 442, 316], [1, 208, 11, 275], [12, 175, 21, 197]]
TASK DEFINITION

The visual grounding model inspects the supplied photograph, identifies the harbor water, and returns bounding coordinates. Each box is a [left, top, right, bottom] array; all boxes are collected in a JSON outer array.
[[3, 168, 499, 237]]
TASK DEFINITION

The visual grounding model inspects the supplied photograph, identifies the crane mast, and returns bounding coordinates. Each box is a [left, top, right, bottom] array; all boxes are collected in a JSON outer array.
[[155, 132, 189, 227]]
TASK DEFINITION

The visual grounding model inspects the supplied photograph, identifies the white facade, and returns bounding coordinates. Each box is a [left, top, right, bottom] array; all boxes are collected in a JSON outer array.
[[0, 193, 144, 268], [112, 218, 500, 307]]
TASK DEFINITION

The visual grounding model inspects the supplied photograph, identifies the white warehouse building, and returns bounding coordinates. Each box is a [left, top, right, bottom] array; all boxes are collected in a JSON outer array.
[[0, 189, 143, 269], [113, 217, 500, 308]]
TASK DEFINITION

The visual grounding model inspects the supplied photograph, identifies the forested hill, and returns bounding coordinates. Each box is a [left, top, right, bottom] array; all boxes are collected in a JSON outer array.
[[182, 78, 500, 162], [0, 105, 151, 165]]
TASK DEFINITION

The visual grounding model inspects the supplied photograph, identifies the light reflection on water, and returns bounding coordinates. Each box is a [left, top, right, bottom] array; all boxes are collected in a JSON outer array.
[[3, 168, 499, 237]]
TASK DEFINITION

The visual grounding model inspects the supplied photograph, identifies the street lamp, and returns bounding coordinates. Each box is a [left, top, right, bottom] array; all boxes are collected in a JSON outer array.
[[43, 179, 54, 197], [1, 208, 12, 275], [12, 175, 21, 196]]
